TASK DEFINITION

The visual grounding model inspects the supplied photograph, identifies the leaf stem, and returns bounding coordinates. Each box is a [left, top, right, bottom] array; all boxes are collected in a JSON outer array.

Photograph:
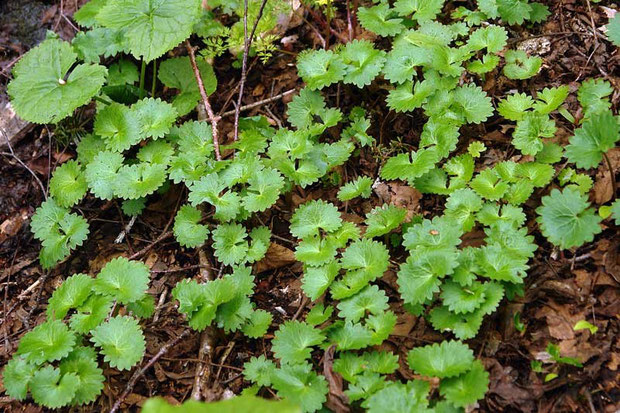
[[139, 59, 146, 99], [151, 59, 157, 97], [93, 95, 112, 105]]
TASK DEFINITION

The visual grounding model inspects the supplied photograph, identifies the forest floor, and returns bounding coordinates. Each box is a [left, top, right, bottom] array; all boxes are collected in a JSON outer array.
[[0, 0, 618, 412]]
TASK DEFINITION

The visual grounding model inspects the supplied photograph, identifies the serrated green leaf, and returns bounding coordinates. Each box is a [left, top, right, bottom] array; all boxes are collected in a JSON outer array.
[[337, 285, 389, 323], [93, 257, 150, 304], [243, 355, 276, 387], [90, 315, 145, 370], [302, 261, 340, 300], [536, 188, 602, 249], [241, 309, 272, 338], [357, 4, 404, 37], [212, 223, 249, 266], [271, 363, 328, 413], [533, 86, 569, 114], [2, 357, 38, 400], [565, 110, 620, 169], [407, 340, 474, 378], [364, 204, 407, 238], [439, 360, 489, 407], [72, 28, 126, 62], [271, 321, 325, 364], [398, 249, 458, 305], [173, 205, 209, 248], [338, 176, 373, 201], [340, 40, 386, 88], [96, 0, 201, 62], [132, 97, 178, 139], [114, 162, 167, 199], [441, 281, 487, 314], [503, 49, 542, 80], [243, 168, 285, 212], [30, 366, 79, 408], [512, 113, 556, 155], [70, 294, 113, 334], [59, 347, 105, 405], [297, 49, 345, 90], [47, 273, 93, 319], [394, 0, 446, 22], [498, 92, 534, 121], [286, 88, 342, 133], [49, 160, 88, 207], [444, 188, 483, 232], [84, 151, 124, 199], [607, 12, 620, 46], [290, 200, 342, 239], [94, 103, 141, 152], [17, 320, 75, 364], [107, 59, 139, 86]]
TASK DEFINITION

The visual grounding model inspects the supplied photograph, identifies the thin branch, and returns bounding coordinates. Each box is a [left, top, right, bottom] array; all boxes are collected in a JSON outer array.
[[233, 2, 269, 136], [217, 89, 296, 120], [233, 0, 269, 142], [185, 40, 222, 161], [1, 130, 47, 199], [585, 0, 599, 47], [110, 329, 191, 413], [115, 215, 137, 244], [191, 247, 216, 400]]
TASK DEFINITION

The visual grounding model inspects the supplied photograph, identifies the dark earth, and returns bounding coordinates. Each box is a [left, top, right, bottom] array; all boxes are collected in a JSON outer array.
[[0, 0, 618, 411]]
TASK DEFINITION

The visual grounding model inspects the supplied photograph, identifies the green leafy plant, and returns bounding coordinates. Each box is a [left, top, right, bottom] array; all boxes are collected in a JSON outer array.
[[2, 257, 151, 408], [142, 394, 299, 413], [5, 0, 614, 409], [536, 188, 602, 250]]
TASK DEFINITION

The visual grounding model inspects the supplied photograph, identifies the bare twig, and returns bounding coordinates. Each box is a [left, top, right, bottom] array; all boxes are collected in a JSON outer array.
[[115, 215, 137, 244], [1, 131, 47, 199], [128, 195, 179, 260], [152, 287, 168, 323], [26, 272, 51, 327], [217, 89, 296, 120], [185, 40, 222, 161], [233, 0, 269, 142], [128, 231, 173, 260], [191, 247, 216, 400], [585, 0, 599, 47], [109, 329, 191, 413]]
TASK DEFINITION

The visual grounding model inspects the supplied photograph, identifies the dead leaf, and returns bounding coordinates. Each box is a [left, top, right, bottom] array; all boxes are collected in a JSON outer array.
[[392, 311, 416, 337], [535, 302, 584, 340], [372, 180, 421, 220], [323, 345, 350, 413], [486, 359, 541, 413], [593, 148, 620, 204], [255, 242, 296, 273]]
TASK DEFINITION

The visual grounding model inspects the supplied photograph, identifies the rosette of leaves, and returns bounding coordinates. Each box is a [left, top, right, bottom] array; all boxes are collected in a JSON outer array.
[[565, 110, 620, 169], [2, 257, 152, 407], [172, 266, 272, 336], [30, 199, 89, 269], [503, 49, 542, 80]]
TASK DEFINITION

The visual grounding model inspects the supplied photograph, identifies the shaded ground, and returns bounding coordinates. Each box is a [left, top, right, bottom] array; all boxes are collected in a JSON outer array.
[[0, 0, 618, 412]]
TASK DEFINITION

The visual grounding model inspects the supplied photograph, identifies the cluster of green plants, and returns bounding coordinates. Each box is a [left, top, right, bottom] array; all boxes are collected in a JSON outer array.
[[3, 257, 151, 407], [3, 0, 620, 411]]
